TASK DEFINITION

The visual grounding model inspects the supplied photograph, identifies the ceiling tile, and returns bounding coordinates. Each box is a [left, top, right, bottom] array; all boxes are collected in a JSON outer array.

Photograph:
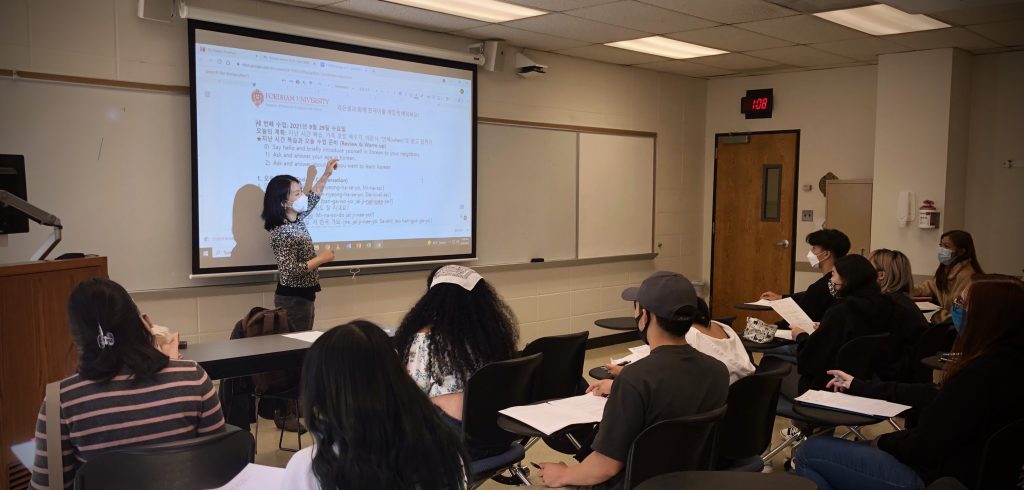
[[637, 0, 801, 24], [555, 44, 671, 64], [320, 0, 488, 32], [635, 59, 738, 77], [734, 14, 867, 44], [967, 20, 1024, 47], [686, 52, 782, 69], [886, 27, 1002, 52], [503, 13, 649, 43], [810, 37, 912, 61], [746, 44, 857, 66], [565, 1, 718, 34], [926, 3, 1024, 26], [456, 24, 591, 51], [664, 25, 793, 51], [505, 0, 620, 11]]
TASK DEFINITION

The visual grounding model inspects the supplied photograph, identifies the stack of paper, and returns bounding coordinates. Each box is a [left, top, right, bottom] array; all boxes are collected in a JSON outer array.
[[774, 330, 794, 341], [744, 297, 816, 331], [795, 390, 911, 417], [916, 302, 941, 312], [499, 394, 607, 435], [743, 299, 775, 307], [282, 331, 324, 343], [611, 345, 650, 365], [213, 464, 286, 489]]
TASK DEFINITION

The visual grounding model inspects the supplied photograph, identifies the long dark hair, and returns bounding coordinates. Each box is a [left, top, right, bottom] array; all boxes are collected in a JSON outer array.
[[944, 275, 1024, 382], [395, 277, 519, 389], [68, 278, 168, 382], [300, 321, 468, 489], [261, 175, 299, 231], [833, 254, 881, 298], [936, 230, 984, 292]]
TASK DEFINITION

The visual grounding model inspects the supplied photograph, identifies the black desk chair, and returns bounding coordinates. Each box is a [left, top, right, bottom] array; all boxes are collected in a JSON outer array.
[[463, 353, 543, 488], [521, 332, 590, 454], [714, 365, 790, 472], [73, 424, 254, 490], [623, 405, 728, 490], [911, 324, 956, 383], [924, 417, 1024, 490]]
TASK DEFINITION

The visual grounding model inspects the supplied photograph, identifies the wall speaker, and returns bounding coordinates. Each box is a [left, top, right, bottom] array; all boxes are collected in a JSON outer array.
[[138, 0, 174, 23]]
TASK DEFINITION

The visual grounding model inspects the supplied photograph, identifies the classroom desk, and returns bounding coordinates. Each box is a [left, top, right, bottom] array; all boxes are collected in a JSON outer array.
[[791, 402, 888, 428], [635, 471, 817, 490], [182, 333, 311, 380], [594, 317, 636, 331], [589, 366, 613, 380], [741, 337, 794, 353], [734, 303, 774, 312], [496, 411, 595, 441], [921, 354, 946, 371]]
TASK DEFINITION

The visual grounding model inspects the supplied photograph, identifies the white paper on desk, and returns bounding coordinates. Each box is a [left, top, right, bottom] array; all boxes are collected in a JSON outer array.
[[628, 345, 650, 356], [211, 463, 285, 490], [11, 440, 33, 468], [610, 352, 646, 365], [744, 299, 775, 307], [768, 297, 815, 330], [795, 390, 910, 418], [774, 330, 794, 341], [916, 302, 941, 312], [499, 394, 607, 436], [282, 331, 324, 343]]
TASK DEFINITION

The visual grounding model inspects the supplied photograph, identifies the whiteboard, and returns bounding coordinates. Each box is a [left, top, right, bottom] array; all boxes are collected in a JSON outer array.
[[0, 79, 656, 291], [578, 133, 655, 258], [475, 123, 577, 265]]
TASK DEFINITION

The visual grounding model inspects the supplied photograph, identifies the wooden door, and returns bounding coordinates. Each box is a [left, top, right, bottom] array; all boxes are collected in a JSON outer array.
[[826, 180, 873, 256], [710, 132, 798, 330]]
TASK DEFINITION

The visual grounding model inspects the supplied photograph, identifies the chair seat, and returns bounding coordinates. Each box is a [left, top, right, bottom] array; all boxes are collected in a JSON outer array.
[[721, 455, 766, 472], [469, 444, 525, 479]]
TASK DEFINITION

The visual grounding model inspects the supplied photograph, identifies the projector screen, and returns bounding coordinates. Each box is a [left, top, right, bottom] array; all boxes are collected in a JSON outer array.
[[189, 21, 476, 276]]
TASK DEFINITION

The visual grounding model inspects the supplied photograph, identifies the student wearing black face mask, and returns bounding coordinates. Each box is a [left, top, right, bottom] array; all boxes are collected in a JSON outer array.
[[761, 229, 851, 323], [538, 271, 728, 489], [793, 254, 894, 394]]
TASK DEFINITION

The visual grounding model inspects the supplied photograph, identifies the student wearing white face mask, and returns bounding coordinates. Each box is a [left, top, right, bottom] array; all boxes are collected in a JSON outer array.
[[761, 229, 851, 323], [260, 159, 339, 333], [912, 230, 984, 324]]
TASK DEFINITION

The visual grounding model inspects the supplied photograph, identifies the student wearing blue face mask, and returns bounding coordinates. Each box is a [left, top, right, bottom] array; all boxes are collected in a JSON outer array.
[[913, 230, 984, 324], [793, 275, 1024, 490]]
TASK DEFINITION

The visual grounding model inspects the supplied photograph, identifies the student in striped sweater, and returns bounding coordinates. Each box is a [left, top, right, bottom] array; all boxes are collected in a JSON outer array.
[[31, 278, 225, 489]]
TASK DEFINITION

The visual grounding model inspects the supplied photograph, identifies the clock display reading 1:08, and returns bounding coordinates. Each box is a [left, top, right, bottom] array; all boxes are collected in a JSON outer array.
[[740, 89, 773, 119]]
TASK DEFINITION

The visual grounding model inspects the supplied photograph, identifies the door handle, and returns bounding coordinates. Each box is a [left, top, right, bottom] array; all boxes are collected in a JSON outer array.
[[775, 240, 790, 248]]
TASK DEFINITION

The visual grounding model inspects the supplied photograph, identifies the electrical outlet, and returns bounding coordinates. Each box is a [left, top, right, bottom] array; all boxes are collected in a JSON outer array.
[[802, 210, 814, 221]]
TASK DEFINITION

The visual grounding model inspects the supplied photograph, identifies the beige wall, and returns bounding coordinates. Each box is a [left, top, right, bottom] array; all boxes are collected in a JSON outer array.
[[702, 66, 879, 294], [0, 0, 707, 346], [964, 51, 1024, 276]]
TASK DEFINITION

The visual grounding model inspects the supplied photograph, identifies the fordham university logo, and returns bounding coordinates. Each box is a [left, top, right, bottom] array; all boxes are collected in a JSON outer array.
[[251, 89, 264, 107]]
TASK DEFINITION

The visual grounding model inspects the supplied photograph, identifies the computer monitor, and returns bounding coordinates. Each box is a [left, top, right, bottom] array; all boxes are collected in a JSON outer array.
[[0, 155, 28, 234]]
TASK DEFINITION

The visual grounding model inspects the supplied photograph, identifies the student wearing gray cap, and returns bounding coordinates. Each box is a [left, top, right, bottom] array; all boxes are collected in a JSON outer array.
[[538, 271, 729, 489]]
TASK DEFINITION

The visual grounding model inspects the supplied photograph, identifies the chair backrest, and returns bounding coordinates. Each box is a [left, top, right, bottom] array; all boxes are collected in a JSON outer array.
[[757, 355, 800, 401], [461, 353, 543, 455], [715, 365, 790, 467], [623, 405, 728, 490], [836, 333, 891, 379], [976, 418, 1024, 490], [74, 424, 254, 490], [911, 324, 956, 382], [521, 331, 589, 402]]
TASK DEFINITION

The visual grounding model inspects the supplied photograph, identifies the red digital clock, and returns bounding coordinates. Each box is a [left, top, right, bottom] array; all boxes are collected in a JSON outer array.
[[740, 89, 773, 119]]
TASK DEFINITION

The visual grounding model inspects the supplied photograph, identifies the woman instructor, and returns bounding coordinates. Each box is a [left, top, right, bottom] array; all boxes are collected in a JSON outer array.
[[261, 158, 338, 332]]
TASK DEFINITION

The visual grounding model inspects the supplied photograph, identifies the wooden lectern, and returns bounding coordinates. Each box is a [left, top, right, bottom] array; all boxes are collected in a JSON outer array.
[[0, 257, 107, 490]]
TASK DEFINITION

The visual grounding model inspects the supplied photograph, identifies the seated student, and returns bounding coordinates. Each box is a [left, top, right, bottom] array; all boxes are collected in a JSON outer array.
[[794, 275, 1024, 490], [792, 254, 893, 393], [281, 321, 468, 490], [869, 248, 929, 381], [31, 278, 224, 489], [913, 230, 983, 324], [538, 272, 729, 489], [603, 298, 753, 385], [393, 265, 519, 424], [761, 228, 851, 323]]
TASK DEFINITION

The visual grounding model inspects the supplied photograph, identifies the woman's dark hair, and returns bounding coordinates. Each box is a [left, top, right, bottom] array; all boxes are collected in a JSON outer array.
[[262, 175, 299, 231], [425, 264, 445, 289], [944, 275, 1024, 383], [936, 230, 985, 292], [806, 229, 851, 258], [68, 278, 168, 382], [395, 278, 519, 389], [833, 254, 881, 297], [301, 321, 468, 489]]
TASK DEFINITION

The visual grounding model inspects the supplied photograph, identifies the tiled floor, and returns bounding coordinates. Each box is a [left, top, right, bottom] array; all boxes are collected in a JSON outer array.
[[250, 340, 899, 486]]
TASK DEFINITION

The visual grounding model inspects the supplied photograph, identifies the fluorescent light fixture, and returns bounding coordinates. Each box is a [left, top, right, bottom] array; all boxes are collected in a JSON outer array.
[[605, 36, 728, 59], [814, 4, 949, 36], [383, 0, 547, 23]]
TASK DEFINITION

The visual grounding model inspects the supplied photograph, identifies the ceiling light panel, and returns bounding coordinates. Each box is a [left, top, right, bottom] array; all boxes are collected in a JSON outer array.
[[384, 0, 547, 23], [814, 4, 949, 35], [606, 36, 728, 59]]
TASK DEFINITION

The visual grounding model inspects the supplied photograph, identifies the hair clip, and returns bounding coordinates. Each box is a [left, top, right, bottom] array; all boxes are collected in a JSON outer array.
[[96, 324, 115, 349]]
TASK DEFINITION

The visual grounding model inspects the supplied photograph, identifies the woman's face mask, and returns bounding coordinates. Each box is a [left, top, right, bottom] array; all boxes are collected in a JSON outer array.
[[937, 246, 954, 266], [288, 194, 309, 213], [827, 279, 840, 298]]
